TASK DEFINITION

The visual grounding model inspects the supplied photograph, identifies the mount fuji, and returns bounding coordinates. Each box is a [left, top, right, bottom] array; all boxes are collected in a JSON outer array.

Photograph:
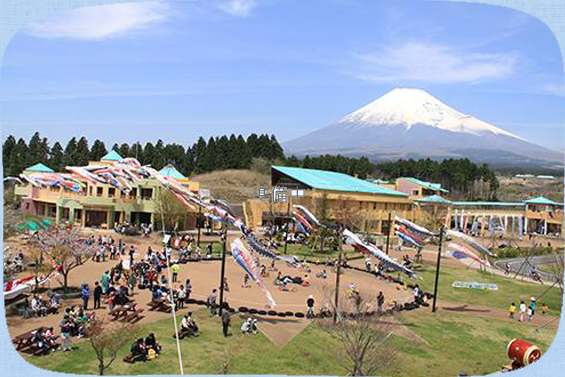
[[283, 88, 563, 168]]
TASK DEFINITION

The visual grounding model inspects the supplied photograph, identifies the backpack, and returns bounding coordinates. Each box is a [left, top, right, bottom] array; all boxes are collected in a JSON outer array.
[[148, 348, 157, 360]]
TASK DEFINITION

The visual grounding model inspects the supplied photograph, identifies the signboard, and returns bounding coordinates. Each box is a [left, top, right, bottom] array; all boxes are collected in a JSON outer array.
[[451, 281, 498, 291]]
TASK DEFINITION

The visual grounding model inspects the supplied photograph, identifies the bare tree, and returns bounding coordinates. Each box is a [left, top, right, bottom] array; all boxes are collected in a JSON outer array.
[[85, 319, 138, 375], [29, 226, 96, 292], [155, 189, 191, 231], [317, 289, 397, 376]]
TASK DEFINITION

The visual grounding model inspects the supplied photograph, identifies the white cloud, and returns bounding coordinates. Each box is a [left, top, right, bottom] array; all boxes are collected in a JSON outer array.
[[217, 0, 257, 17], [350, 42, 518, 84], [542, 83, 565, 97], [24, 2, 171, 40]]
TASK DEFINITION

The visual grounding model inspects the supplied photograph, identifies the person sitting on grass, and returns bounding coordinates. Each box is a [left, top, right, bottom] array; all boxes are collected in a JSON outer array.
[[180, 312, 199, 337], [241, 318, 258, 334], [145, 333, 161, 355], [130, 338, 147, 362]]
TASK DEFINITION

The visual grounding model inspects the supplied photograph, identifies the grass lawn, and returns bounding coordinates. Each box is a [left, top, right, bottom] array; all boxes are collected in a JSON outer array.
[[24, 307, 558, 376], [415, 262, 563, 313], [389, 310, 558, 377], [25, 309, 344, 376]]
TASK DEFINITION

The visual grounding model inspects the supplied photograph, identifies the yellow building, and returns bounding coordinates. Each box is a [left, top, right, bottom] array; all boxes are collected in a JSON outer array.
[[245, 166, 415, 235], [15, 151, 200, 229]]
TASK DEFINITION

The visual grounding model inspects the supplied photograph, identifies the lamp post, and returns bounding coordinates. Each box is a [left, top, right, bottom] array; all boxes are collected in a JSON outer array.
[[432, 227, 444, 313], [218, 221, 227, 317]]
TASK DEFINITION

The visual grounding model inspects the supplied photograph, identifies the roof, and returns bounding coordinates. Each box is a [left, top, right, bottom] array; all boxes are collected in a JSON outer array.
[[159, 164, 185, 180], [101, 150, 123, 161], [524, 197, 559, 206], [417, 195, 452, 204], [453, 201, 524, 207], [398, 177, 449, 193], [25, 163, 54, 173], [272, 166, 408, 196]]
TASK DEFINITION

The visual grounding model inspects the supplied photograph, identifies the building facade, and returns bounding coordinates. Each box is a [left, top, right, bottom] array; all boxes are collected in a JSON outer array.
[[15, 151, 200, 229]]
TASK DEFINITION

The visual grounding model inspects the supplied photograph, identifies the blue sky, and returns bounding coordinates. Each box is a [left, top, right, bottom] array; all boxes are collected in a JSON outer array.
[[0, 0, 564, 150]]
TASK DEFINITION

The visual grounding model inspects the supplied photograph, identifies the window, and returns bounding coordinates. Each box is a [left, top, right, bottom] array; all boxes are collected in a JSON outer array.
[[89, 187, 93, 196], [129, 188, 137, 198], [108, 188, 116, 198], [96, 187, 103, 197], [141, 188, 153, 200], [373, 202, 377, 210], [413, 190, 419, 195]]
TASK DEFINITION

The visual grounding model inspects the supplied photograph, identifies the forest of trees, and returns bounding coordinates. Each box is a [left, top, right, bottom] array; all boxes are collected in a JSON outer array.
[[373, 158, 499, 200], [3, 133, 498, 199], [2, 132, 285, 177]]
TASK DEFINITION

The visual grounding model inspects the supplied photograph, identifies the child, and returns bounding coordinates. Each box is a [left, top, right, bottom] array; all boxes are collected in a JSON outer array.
[[508, 302, 516, 319], [519, 301, 526, 322], [542, 303, 548, 316]]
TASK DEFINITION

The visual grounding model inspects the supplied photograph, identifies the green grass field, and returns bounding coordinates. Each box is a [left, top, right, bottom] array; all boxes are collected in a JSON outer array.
[[414, 262, 563, 313], [24, 308, 558, 376]]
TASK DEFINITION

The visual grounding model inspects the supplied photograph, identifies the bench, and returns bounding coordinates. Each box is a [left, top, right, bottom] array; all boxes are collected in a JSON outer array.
[[123, 309, 144, 323], [12, 327, 46, 351]]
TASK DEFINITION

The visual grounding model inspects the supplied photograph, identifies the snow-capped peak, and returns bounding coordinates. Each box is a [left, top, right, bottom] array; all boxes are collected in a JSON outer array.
[[339, 88, 522, 140]]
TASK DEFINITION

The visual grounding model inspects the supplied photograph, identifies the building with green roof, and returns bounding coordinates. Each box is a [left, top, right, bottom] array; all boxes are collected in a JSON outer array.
[[246, 166, 415, 235], [100, 150, 123, 162], [159, 164, 186, 180], [395, 177, 449, 199], [24, 163, 55, 173]]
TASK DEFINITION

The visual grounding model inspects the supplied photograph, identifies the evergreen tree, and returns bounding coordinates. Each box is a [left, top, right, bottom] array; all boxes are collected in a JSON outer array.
[[75, 137, 90, 166], [28, 132, 50, 164], [49, 142, 65, 171], [90, 139, 108, 161], [193, 137, 208, 173], [11, 138, 32, 174], [117, 143, 130, 159], [63, 138, 78, 167], [2, 135, 16, 176], [142, 142, 155, 166]]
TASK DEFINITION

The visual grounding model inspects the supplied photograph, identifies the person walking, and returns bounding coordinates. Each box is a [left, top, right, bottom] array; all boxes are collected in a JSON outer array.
[[529, 297, 536, 319], [519, 300, 526, 322], [221, 307, 231, 337], [508, 302, 516, 319], [93, 281, 102, 310]]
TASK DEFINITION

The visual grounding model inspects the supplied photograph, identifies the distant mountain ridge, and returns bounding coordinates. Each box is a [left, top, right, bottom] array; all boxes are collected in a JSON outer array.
[[283, 88, 563, 169]]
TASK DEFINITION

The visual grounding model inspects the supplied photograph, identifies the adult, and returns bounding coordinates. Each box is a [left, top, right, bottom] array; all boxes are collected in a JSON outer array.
[[306, 295, 315, 319], [221, 307, 231, 337], [171, 263, 180, 283], [145, 333, 161, 355], [101, 270, 111, 295], [207, 289, 218, 316], [93, 281, 102, 310], [377, 291, 385, 314]]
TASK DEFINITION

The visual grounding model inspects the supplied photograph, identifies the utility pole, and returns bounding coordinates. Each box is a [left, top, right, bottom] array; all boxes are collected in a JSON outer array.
[[333, 250, 342, 324], [197, 205, 202, 248], [284, 199, 290, 254], [432, 227, 444, 313], [218, 221, 227, 317], [385, 212, 392, 255]]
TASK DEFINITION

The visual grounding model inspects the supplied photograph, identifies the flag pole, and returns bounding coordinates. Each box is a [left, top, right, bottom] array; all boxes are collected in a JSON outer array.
[[432, 227, 444, 313]]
